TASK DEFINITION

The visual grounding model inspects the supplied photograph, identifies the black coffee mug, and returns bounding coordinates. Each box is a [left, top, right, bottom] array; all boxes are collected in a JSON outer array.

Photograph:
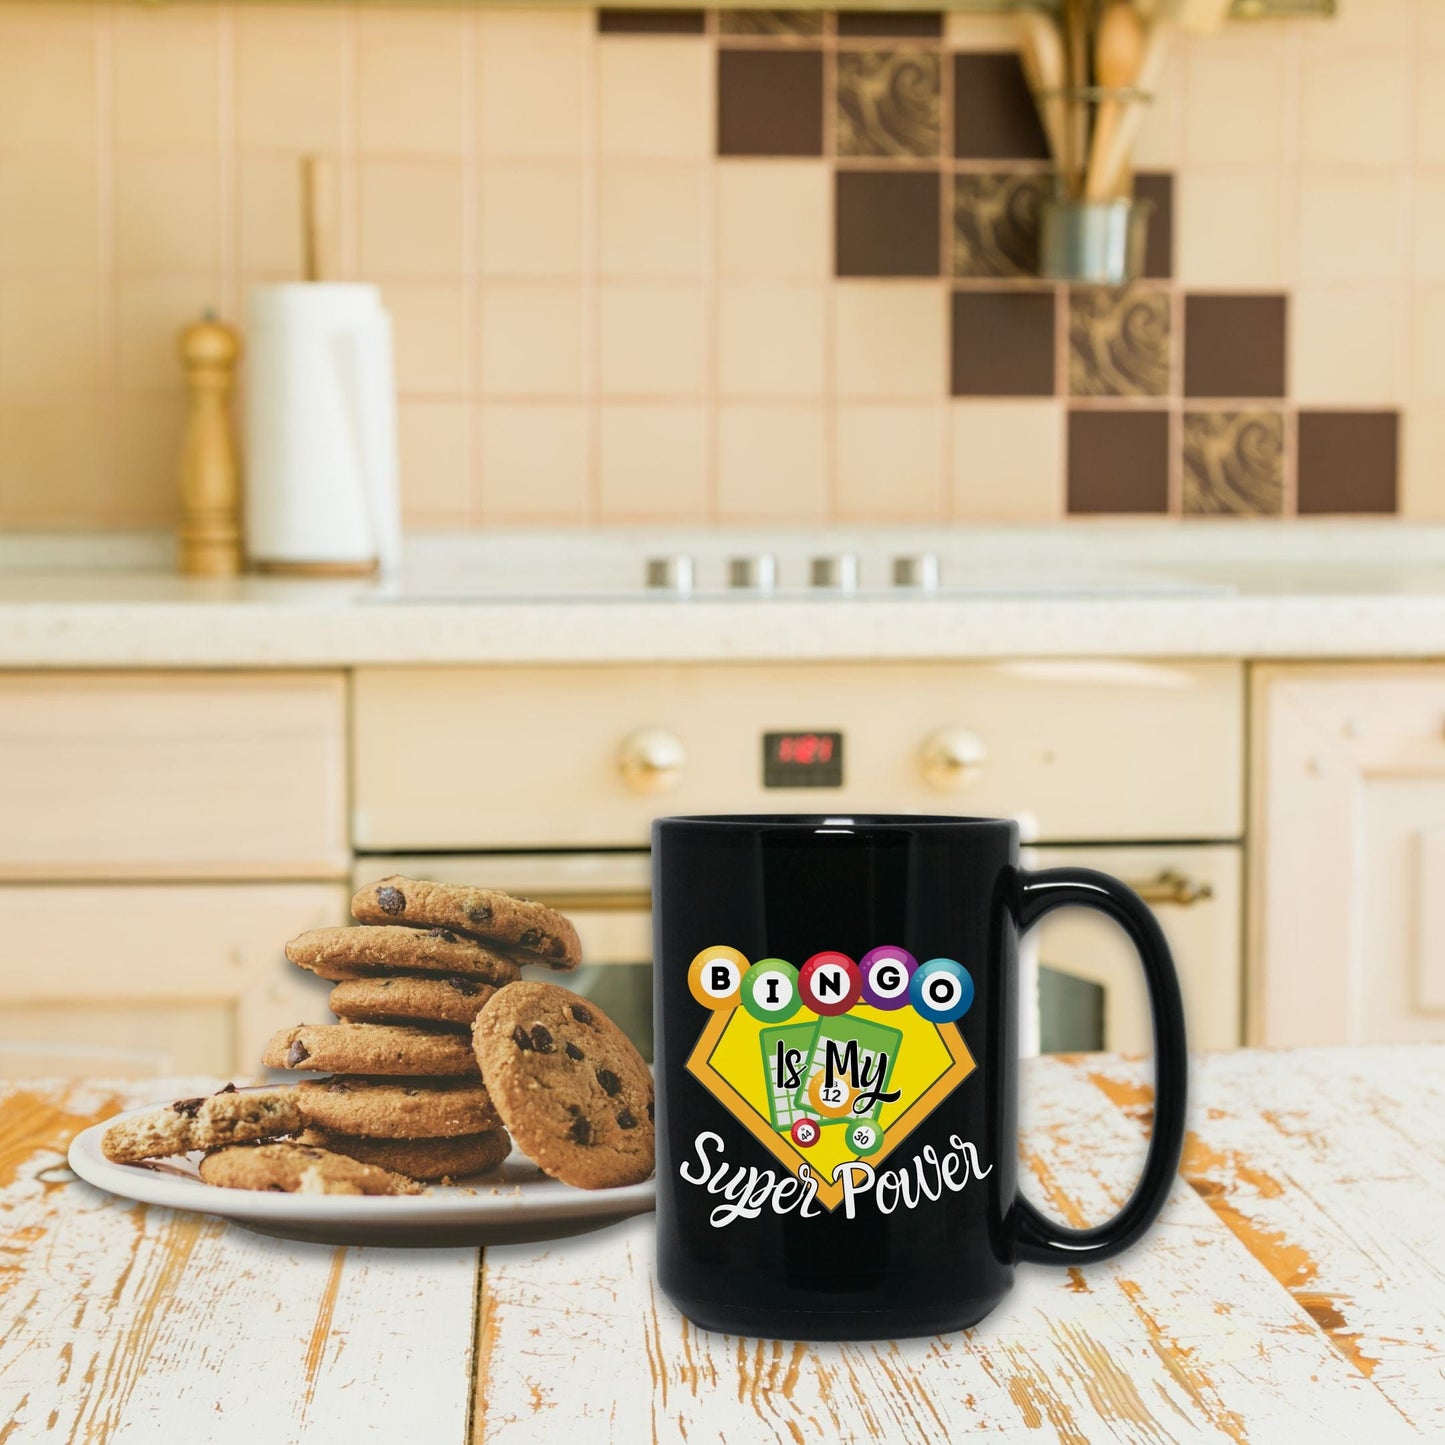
[[652, 814, 1187, 1341]]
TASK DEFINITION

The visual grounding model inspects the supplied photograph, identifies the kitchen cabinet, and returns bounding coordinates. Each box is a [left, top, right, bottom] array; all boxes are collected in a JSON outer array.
[[1250, 664, 1445, 1046]]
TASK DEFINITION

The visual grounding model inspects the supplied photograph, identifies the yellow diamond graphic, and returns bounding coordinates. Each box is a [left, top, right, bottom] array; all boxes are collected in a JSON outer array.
[[684, 1002, 976, 1212]]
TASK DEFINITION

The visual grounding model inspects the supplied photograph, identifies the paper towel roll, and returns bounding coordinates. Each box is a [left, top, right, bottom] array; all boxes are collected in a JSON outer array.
[[244, 283, 401, 574]]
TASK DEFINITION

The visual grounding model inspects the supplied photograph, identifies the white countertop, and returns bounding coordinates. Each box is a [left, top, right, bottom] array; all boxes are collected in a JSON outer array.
[[5, 522, 1445, 667]]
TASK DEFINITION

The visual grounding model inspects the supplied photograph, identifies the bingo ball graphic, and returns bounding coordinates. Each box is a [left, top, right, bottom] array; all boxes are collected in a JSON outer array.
[[687, 946, 747, 1010], [798, 951, 862, 1016], [909, 957, 975, 1023], [847, 1120, 883, 1156], [807, 1070, 858, 1119], [858, 945, 918, 1010], [790, 1117, 821, 1149], [741, 958, 802, 1023]]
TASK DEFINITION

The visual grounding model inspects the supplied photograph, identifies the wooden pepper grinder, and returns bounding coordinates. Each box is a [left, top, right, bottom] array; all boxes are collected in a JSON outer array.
[[176, 311, 243, 576]]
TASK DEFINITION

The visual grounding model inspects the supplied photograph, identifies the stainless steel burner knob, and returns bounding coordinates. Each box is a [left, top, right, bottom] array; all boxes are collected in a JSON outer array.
[[810, 553, 859, 592], [728, 554, 777, 592], [645, 555, 694, 596], [893, 552, 940, 591]]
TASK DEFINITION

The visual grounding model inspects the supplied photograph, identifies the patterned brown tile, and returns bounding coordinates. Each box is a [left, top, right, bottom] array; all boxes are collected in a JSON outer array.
[[1134, 172, 1173, 281], [718, 10, 825, 36], [1183, 294, 1287, 398], [837, 11, 944, 38], [1069, 286, 1171, 398], [718, 50, 824, 157], [951, 290, 1056, 396], [836, 50, 941, 159], [1067, 410, 1170, 513], [1182, 411, 1284, 515], [598, 10, 706, 34], [952, 173, 1048, 279], [953, 53, 1050, 161], [836, 169, 940, 276], [1297, 410, 1399, 514]]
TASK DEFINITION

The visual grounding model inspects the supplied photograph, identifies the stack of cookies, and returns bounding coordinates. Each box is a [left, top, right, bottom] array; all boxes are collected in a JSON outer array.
[[259, 875, 583, 1183]]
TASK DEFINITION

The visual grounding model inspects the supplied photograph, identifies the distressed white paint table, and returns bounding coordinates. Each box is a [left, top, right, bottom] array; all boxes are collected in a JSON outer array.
[[1, 1045, 1440, 1443]]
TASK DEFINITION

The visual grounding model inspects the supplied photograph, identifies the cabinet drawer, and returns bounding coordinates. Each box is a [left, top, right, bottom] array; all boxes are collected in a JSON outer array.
[[354, 661, 1244, 849], [0, 883, 345, 1076], [0, 673, 349, 878]]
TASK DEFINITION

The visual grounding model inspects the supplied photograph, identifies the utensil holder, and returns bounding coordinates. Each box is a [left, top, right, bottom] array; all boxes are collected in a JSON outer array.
[[1040, 196, 1153, 286]]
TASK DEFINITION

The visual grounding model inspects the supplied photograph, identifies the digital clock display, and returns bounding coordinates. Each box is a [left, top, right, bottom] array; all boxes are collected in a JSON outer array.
[[763, 731, 844, 788]]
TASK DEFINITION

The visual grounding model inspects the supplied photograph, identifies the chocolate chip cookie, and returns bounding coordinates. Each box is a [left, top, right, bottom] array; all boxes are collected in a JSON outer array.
[[297, 1127, 512, 1182], [294, 1076, 500, 1138], [352, 877, 581, 970], [198, 1141, 421, 1195], [263, 1022, 480, 1077], [328, 975, 498, 1030], [101, 1084, 301, 1164], [285, 925, 521, 985], [471, 982, 654, 1190]]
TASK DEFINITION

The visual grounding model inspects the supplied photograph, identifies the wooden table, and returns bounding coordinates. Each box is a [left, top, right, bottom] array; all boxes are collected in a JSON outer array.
[[1, 1045, 1440, 1443]]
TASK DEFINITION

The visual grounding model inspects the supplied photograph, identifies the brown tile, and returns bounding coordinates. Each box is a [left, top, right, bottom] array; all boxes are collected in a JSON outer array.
[[838, 12, 944, 38], [952, 173, 1048, 279], [598, 10, 705, 34], [1183, 294, 1287, 399], [1297, 410, 1399, 514], [953, 53, 1049, 161], [837, 50, 941, 159], [718, 50, 824, 156], [1067, 410, 1170, 513], [1182, 411, 1284, 515], [836, 169, 941, 276], [951, 290, 1056, 396], [1069, 287, 1171, 398], [719, 11, 824, 36], [1134, 172, 1174, 281]]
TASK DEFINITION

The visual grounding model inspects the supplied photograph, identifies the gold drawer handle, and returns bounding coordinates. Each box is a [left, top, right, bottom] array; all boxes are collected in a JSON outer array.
[[1126, 870, 1215, 907]]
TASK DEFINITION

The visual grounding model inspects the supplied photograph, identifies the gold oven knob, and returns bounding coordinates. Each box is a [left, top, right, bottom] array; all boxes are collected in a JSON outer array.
[[618, 728, 686, 794], [919, 727, 988, 791]]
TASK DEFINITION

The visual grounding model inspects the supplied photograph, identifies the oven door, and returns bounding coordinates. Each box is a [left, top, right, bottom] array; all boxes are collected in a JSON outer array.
[[355, 853, 655, 1059]]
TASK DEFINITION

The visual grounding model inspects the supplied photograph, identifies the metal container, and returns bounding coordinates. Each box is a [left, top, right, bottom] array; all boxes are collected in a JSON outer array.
[[1040, 197, 1153, 286]]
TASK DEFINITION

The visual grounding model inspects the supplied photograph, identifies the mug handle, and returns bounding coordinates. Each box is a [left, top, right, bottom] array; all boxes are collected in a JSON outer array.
[[1013, 866, 1189, 1266]]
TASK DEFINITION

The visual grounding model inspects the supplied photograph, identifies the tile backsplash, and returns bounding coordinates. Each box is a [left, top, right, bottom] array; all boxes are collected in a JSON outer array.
[[0, 1, 1438, 531]]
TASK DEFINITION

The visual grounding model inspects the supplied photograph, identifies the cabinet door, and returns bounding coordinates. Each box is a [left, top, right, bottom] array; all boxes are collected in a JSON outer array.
[[1251, 665, 1445, 1045], [0, 883, 346, 1077]]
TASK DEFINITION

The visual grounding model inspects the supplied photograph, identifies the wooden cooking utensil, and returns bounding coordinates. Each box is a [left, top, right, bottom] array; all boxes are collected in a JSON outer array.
[[1016, 9, 1070, 177], [1061, 0, 1091, 198], [1092, 14, 1173, 202], [1085, 1, 1146, 201]]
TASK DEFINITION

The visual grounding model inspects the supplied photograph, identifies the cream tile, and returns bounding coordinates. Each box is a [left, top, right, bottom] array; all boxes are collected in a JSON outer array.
[[0, 159, 98, 269], [717, 283, 826, 398], [112, 394, 186, 525], [716, 405, 828, 520], [357, 10, 470, 156], [599, 164, 706, 279], [479, 403, 590, 519], [1299, 54, 1410, 167], [835, 403, 946, 520], [597, 404, 708, 518], [1298, 172, 1408, 284], [0, 16, 98, 153], [0, 276, 104, 395], [114, 156, 220, 272], [238, 152, 336, 276], [717, 161, 829, 279], [1183, 52, 1287, 166], [116, 276, 222, 393], [234, 6, 345, 152], [1291, 287, 1406, 406], [479, 165, 585, 277], [1401, 406, 1445, 519], [1176, 170, 1286, 287], [397, 398, 473, 524], [477, 7, 591, 44], [948, 400, 1064, 520], [479, 43, 587, 158], [1300, 0, 1413, 53], [944, 13, 1024, 49], [1412, 289, 1445, 401], [834, 281, 948, 399], [598, 284, 706, 397], [1131, 46, 1181, 171], [597, 39, 711, 159], [112, 9, 221, 153], [1415, 177, 1445, 284], [384, 283, 470, 395], [479, 283, 585, 396], [1419, 54, 1445, 167], [0, 400, 107, 524], [358, 159, 465, 278]]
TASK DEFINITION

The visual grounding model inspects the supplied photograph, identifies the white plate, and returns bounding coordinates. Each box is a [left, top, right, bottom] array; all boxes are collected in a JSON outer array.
[[68, 1097, 656, 1247]]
